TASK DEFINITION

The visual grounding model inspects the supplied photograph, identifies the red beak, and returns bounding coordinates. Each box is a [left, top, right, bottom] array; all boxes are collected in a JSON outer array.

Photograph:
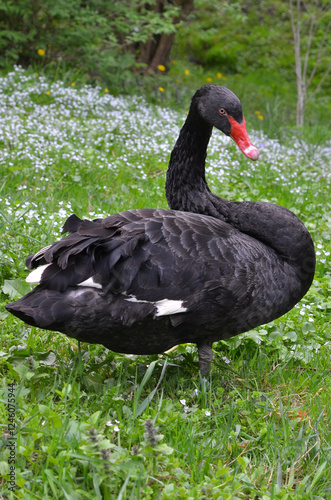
[[228, 115, 259, 161]]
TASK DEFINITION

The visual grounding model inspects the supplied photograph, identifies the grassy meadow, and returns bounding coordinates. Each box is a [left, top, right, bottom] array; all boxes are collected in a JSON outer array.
[[0, 66, 331, 499]]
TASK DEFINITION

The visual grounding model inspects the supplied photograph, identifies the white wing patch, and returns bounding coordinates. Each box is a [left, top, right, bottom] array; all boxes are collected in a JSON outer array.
[[154, 299, 187, 316], [26, 264, 51, 284], [77, 278, 102, 289], [125, 295, 187, 316], [27, 268, 103, 289]]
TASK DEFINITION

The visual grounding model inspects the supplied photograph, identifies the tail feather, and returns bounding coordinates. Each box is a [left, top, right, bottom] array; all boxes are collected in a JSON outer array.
[[62, 214, 83, 234], [5, 288, 74, 330]]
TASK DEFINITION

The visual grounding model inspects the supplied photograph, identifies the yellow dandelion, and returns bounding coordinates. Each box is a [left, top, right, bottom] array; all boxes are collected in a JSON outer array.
[[254, 110, 261, 115], [206, 77, 213, 82], [35, 73, 39, 77], [257, 114, 264, 120], [37, 49, 45, 56], [71, 82, 75, 87], [46, 91, 50, 96], [158, 87, 165, 92], [216, 72, 222, 78], [157, 64, 166, 72], [104, 88, 109, 93], [184, 69, 190, 76]]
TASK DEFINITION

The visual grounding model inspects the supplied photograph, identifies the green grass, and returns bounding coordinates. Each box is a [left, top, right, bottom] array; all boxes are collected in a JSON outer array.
[[0, 67, 331, 499]]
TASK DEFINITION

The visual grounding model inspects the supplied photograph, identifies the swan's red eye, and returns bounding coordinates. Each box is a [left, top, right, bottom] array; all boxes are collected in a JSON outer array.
[[219, 108, 226, 115]]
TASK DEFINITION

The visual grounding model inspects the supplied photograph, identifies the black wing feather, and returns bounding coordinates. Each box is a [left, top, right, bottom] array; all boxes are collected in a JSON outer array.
[[25, 208, 284, 312]]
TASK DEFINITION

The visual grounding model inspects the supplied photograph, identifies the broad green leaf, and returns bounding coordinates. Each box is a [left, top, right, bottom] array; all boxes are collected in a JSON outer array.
[[2, 278, 31, 299]]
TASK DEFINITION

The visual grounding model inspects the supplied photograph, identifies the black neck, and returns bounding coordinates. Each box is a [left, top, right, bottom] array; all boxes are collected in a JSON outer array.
[[166, 107, 230, 218]]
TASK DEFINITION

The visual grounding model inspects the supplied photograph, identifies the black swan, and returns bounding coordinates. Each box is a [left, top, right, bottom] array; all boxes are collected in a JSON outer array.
[[6, 85, 316, 375]]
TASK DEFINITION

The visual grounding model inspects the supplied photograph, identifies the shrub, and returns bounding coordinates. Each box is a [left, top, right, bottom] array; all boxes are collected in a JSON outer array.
[[0, 0, 179, 82]]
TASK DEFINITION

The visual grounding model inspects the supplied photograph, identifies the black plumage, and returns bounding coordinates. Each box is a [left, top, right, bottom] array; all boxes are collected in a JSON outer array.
[[6, 85, 316, 374]]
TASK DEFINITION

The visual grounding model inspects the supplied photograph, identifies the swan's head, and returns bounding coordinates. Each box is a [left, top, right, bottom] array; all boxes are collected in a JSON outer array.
[[194, 85, 259, 161]]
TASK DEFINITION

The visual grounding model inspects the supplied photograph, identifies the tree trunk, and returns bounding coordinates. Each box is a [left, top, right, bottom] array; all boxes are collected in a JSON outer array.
[[289, 0, 331, 127], [296, 83, 305, 127], [147, 32, 177, 72], [138, 0, 194, 73], [290, 0, 305, 127]]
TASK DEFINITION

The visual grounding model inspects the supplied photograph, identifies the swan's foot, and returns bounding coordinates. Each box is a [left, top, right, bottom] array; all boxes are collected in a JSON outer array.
[[197, 341, 214, 376]]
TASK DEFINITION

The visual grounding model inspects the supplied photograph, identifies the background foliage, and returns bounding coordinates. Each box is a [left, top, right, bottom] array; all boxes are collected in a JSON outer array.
[[0, 0, 180, 80], [0, 0, 330, 129]]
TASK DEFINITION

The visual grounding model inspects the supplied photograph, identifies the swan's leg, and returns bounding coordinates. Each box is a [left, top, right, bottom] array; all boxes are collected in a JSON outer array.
[[197, 341, 214, 376]]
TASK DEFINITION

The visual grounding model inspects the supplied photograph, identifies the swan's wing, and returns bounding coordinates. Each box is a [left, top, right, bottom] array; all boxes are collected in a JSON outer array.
[[26, 208, 264, 309]]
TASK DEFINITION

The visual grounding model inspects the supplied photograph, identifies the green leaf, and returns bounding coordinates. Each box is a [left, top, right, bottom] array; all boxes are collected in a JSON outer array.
[[0, 310, 9, 320], [49, 412, 63, 429], [269, 329, 283, 341], [154, 443, 174, 455], [7, 349, 57, 367], [39, 351, 57, 365], [13, 364, 29, 378], [283, 331, 297, 341], [64, 420, 81, 444], [302, 322, 316, 334], [134, 360, 168, 417], [0, 461, 9, 475], [2, 278, 31, 299], [245, 330, 263, 344], [236, 456, 247, 470], [90, 410, 102, 427], [215, 467, 231, 478], [307, 461, 327, 491], [163, 483, 175, 494]]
